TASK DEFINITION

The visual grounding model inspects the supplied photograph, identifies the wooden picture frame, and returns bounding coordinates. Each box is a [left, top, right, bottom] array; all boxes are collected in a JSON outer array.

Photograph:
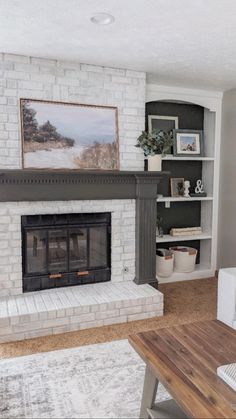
[[170, 177, 185, 197], [173, 129, 204, 157], [20, 98, 120, 170], [148, 115, 178, 155], [148, 115, 178, 133]]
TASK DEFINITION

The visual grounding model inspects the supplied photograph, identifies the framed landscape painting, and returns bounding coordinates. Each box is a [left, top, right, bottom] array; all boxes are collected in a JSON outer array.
[[20, 99, 119, 170]]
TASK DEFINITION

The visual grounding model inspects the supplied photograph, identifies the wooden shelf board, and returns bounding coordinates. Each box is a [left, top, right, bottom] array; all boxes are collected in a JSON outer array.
[[157, 196, 213, 203], [156, 233, 212, 243], [162, 155, 214, 161]]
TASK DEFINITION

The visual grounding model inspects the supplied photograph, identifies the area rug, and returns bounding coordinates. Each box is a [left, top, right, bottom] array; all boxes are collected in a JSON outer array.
[[0, 339, 170, 418]]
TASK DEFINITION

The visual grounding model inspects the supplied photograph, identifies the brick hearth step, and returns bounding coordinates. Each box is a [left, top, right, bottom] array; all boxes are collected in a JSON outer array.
[[0, 281, 163, 343]]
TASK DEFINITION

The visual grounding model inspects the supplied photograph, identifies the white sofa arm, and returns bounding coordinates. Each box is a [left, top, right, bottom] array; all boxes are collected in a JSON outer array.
[[217, 268, 236, 328]]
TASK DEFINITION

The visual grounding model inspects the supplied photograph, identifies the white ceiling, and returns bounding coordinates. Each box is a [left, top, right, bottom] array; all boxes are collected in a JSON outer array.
[[1, 0, 236, 91]]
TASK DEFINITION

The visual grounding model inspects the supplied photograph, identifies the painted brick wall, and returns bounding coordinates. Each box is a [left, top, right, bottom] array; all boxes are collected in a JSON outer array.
[[0, 53, 146, 170], [0, 199, 135, 297]]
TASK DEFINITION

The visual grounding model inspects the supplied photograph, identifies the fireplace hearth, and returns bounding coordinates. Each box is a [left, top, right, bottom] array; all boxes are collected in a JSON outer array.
[[22, 213, 111, 292]]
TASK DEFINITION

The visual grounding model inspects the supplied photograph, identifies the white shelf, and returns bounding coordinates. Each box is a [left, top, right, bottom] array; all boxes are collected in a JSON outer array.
[[157, 196, 213, 203], [157, 265, 213, 284], [156, 233, 212, 243], [162, 155, 214, 161]]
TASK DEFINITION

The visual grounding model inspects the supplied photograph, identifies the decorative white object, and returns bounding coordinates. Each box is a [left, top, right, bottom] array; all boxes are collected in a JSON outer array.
[[156, 249, 174, 278], [184, 180, 190, 197], [148, 155, 162, 171], [217, 363, 236, 391], [195, 179, 204, 194], [170, 246, 197, 273]]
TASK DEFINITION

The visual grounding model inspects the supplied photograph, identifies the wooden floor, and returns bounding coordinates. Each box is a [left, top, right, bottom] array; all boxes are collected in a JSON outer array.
[[0, 277, 217, 359]]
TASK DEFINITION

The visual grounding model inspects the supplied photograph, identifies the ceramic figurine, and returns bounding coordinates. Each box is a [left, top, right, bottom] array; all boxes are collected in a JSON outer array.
[[184, 180, 190, 197]]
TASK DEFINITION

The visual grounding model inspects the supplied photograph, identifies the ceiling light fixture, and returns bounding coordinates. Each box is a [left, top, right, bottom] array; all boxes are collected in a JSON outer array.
[[90, 13, 115, 25]]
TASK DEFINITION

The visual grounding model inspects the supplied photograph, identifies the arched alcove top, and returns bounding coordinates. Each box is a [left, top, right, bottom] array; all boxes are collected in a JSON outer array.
[[145, 95, 217, 159], [146, 83, 223, 113]]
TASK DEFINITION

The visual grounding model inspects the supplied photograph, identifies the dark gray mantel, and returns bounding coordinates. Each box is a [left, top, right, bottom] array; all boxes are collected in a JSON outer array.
[[0, 170, 169, 285]]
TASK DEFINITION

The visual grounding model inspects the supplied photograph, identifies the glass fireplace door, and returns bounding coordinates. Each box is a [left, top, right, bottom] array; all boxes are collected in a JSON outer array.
[[89, 226, 108, 268], [22, 212, 111, 292], [48, 229, 67, 273], [26, 230, 47, 274], [69, 228, 88, 271]]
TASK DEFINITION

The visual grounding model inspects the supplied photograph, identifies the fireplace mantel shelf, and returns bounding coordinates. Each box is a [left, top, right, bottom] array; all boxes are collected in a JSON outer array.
[[0, 170, 169, 202]]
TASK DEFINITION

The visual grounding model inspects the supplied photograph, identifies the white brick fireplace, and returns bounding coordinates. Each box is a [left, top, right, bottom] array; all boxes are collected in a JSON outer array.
[[0, 53, 164, 343], [0, 52, 146, 296]]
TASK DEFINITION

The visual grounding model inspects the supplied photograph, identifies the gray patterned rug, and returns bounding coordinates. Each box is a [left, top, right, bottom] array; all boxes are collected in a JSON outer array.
[[0, 339, 170, 418]]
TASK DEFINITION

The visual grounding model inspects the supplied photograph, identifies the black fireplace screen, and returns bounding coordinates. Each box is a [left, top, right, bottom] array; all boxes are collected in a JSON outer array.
[[22, 213, 111, 292]]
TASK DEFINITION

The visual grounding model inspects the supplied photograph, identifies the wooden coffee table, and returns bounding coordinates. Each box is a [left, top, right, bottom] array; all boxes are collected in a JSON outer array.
[[129, 320, 236, 418]]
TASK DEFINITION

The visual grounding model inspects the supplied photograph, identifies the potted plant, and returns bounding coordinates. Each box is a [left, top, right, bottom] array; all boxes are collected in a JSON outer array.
[[135, 129, 173, 171]]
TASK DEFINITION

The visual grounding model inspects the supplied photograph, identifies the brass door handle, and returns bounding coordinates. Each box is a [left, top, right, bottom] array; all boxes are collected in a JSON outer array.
[[77, 271, 89, 276], [49, 273, 62, 279]]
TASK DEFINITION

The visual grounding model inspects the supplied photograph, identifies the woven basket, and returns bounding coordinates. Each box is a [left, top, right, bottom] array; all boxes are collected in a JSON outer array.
[[156, 248, 174, 277], [170, 246, 197, 273]]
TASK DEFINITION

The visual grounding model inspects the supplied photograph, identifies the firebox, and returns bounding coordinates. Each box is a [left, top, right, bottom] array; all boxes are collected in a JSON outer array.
[[22, 212, 111, 292]]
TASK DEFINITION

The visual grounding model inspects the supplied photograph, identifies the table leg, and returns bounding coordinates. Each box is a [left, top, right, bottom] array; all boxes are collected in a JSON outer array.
[[140, 365, 159, 419]]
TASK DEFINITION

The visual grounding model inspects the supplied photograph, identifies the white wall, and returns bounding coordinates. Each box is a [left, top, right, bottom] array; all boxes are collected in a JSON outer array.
[[0, 53, 146, 170], [218, 88, 236, 268]]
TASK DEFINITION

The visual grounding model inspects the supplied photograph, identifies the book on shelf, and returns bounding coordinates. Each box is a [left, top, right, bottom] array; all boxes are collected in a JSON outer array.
[[170, 227, 202, 236], [170, 231, 203, 237]]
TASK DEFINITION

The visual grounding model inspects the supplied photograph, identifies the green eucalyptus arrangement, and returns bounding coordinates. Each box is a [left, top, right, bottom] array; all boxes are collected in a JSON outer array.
[[136, 129, 173, 156]]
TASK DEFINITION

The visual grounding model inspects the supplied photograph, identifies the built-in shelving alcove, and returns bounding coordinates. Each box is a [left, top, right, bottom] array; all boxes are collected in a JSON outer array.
[[146, 84, 222, 283]]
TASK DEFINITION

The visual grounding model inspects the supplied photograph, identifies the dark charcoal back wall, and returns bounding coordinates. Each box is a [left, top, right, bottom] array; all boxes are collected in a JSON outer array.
[[145, 101, 204, 130], [156, 201, 201, 234], [159, 160, 202, 196], [147, 101, 204, 259]]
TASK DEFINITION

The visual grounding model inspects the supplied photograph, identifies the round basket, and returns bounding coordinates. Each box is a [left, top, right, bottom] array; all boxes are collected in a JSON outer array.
[[156, 248, 174, 277], [170, 246, 197, 273]]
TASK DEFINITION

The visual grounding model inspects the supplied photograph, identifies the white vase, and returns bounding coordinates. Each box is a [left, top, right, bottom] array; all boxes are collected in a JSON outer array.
[[147, 155, 162, 171]]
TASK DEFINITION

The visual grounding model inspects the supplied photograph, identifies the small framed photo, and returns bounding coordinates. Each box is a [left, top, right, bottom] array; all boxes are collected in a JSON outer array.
[[148, 115, 178, 133], [173, 129, 203, 157], [170, 178, 185, 197]]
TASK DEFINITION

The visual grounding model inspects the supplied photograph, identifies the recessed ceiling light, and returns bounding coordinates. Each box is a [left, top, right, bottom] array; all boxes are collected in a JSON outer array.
[[90, 13, 115, 25]]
